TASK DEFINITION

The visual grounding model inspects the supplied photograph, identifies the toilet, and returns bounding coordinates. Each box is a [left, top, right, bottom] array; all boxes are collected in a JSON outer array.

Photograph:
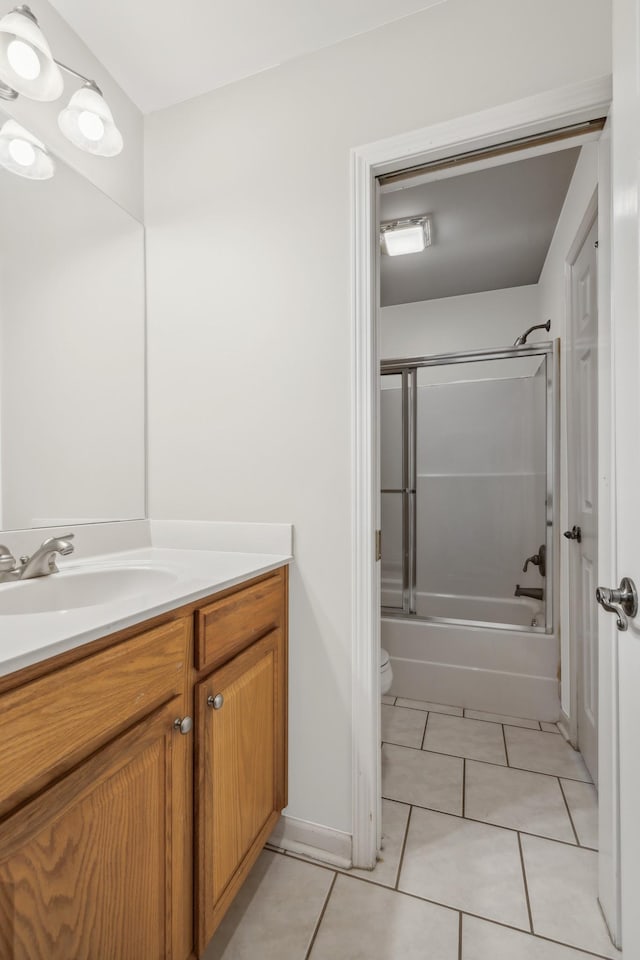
[[380, 648, 393, 696]]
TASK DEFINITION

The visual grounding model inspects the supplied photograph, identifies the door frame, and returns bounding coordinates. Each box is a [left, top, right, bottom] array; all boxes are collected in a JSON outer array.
[[350, 74, 613, 875], [565, 195, 599, 752]]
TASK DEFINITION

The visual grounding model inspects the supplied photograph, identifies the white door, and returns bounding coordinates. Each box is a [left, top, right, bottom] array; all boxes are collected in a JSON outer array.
[[568, 218, 599, 784], [607, 0, 640, 951]]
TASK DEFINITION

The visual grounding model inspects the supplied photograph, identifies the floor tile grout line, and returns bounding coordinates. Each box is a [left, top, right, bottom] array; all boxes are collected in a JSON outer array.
[[459, 910, 618, 960], [282, 848, 348, 877], [395, 702, 462, 717], [381, 795, 585, 849], [382, 736, 593, 784], [420, 711, 430, 750], [394, 804, 413, 891], [557, 776, 581, 846], [303, 871, 337, 960], [501, 723, 510, 766], [337, 867, 614, 960], [517, 831, 535, 934], [463, 715, 546, 730], [391, 701, 565, 731], [461, 758, 466, 818]]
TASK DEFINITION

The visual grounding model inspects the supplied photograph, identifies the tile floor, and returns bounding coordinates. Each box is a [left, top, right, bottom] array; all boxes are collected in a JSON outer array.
[[204, 699, 616, 960]]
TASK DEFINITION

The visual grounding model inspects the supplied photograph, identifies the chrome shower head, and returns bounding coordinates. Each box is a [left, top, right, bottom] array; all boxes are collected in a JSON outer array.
[[514, 319, 551, 346]]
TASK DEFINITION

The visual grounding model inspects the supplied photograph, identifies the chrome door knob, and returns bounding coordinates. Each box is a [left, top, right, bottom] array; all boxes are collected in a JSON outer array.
[[207, 694, 224, 710], [596, 577, 638, 632], [173, 716, 193, 735]]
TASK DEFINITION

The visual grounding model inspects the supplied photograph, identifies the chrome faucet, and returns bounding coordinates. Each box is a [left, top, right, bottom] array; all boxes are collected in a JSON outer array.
[[0, 534, 75, 583], [514, 584, 544, 602]]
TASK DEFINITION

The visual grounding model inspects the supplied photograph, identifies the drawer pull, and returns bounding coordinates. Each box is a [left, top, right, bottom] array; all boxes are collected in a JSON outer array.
[[173, 716, 193, 735], [207, 694, 224, 710]]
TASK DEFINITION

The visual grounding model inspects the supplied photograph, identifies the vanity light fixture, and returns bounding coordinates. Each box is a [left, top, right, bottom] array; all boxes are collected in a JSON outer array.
[[380, 215, 432, 257], [0, 4, 123, 164], [58, 81, 123, 157], [0, 4, 62, 101], [0, 117, 53, 178]]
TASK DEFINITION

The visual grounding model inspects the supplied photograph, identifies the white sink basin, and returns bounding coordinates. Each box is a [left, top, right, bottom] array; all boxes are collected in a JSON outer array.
[[0, 566, 179, 615]]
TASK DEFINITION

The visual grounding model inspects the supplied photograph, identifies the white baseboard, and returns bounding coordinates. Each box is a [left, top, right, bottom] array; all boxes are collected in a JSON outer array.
[[267, 815, 352, 869]]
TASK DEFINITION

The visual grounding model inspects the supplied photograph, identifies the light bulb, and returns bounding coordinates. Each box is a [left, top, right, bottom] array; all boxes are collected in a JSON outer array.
[[77, 110, 105, 142], [8, 137, 35, 167], [7, 39, 40, 81]]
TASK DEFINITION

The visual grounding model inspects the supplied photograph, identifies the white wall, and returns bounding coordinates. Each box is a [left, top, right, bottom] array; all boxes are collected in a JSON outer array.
[[381, 285, 540, 359], [1, 0, 143, 219], [537, 142, 600, 718], [145, 0, 611, 837]]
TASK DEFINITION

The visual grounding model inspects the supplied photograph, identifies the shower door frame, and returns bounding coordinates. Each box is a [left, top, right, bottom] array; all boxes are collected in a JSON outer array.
[[381, 341, 559, 635], [380, 367, 416, 616]]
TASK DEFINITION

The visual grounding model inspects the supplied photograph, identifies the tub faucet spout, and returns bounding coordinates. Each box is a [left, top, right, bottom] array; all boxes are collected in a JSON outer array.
[[514, 584, 544, 601]]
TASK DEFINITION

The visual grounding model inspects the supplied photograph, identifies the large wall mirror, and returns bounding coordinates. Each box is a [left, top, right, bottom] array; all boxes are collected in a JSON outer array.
[[0, 115, 145, 531]]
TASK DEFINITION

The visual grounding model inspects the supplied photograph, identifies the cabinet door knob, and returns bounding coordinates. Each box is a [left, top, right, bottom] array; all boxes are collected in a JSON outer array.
[[207, 694, 224, 710], [173, 716, 193, 735]]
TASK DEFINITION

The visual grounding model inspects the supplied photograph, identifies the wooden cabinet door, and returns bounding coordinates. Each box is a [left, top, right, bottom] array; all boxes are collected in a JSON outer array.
[[196, 628, 285, 952], [0, 698, 188, 960]]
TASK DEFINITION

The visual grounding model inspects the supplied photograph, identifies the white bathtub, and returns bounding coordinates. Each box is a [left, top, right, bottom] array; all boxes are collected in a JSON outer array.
[[381, 587, 559, 720], [382, 586, 543, 628]]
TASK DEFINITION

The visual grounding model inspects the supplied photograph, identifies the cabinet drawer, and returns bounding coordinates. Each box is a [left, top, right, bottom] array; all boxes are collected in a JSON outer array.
[[0, 618, 189, 816], [196, 571, 283, 671]]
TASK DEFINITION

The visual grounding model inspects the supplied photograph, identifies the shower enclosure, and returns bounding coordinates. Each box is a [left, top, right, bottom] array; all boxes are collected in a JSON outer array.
[[381, 341, 558, 635], [380, 339, 560, 717]]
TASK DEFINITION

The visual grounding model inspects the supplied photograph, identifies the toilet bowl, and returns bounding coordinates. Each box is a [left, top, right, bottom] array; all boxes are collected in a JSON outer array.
[[381, 648, 393, 696]]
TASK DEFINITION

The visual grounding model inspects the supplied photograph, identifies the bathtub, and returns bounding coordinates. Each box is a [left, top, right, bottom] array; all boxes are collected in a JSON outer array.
[[382, 586, 543, 629], [381, 587, 559, 720]]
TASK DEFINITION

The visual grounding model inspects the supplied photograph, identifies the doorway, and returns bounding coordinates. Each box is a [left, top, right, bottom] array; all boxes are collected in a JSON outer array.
[[350, 76, 618, 948]]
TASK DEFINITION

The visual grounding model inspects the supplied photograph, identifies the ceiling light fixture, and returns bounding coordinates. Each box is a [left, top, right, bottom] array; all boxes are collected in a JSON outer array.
[[0, 118, 53, 178], [0, 4, 123, 170], [380, 216, 432, 257]]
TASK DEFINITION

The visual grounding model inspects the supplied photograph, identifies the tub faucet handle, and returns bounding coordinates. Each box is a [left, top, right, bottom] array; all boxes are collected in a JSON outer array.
[[522, 545, 546, 577]]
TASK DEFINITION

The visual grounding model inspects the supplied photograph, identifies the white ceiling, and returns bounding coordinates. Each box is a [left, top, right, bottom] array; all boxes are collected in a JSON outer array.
[[49, 0, 447, 114], [380, 148, 581, 307]]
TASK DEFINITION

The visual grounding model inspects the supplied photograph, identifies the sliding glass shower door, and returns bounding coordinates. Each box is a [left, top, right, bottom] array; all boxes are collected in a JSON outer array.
[[381, 342, 556, 633]]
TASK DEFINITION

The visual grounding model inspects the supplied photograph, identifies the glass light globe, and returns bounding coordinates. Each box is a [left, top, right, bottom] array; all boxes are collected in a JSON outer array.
[[77, 110, 105, 142], [8, 137, 35, 167], [7, 38, 40, 81], [58, 84, 123, 157], [0, 119, 54, 179]]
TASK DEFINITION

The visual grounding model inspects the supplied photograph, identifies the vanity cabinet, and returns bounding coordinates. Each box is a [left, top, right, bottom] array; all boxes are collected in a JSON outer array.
[[196, 627, 287, 951], [0, 618, 193, 960], [0, 564, 288, 960], [194, 566, 288, 952]]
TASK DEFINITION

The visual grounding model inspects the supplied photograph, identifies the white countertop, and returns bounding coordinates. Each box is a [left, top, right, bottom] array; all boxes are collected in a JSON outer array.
[[0, 546, 291, 678]]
